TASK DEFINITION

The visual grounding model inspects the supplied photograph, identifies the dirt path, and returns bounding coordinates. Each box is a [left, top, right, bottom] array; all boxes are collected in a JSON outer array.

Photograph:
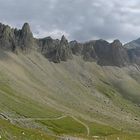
[[71, 116, 90, 136], [1, 113, 90, 137], [11, 115, 67, 121]]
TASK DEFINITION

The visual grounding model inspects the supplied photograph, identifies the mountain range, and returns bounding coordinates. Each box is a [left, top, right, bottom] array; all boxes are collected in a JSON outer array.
[[1, 22, 140, 66], [0, 23, 140, 140]]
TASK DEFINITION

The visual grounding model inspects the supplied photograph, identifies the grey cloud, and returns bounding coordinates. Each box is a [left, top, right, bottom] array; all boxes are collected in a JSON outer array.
[[0, 0, 140, 43]]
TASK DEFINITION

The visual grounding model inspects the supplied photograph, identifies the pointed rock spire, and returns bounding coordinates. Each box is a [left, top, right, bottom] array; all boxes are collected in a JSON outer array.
[[21, 23, 33, 37], [61, 35, 67, 40], [19, 23, 34, 52], [111, 39, 122, 48], [60, 35, 68, 44], [22, 23, 30, 31]]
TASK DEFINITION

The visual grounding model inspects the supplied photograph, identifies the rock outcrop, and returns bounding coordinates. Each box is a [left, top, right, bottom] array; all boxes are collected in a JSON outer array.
[[0, 22, 35, 53], [69, 40, 83, 55], [38, 36, 60, 62], [18, 23, 34, 52], [58, 35, 72, 61], [0, 23, 15, 50], [82, 41, 97, 62], [39, 35, 72, 63], [74, 39, 129, 66], [109, 40, 129, 67], [93, 39, 113, 65]]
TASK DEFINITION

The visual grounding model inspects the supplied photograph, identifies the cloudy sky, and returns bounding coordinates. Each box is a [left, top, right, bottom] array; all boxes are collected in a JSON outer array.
[[0, 0, 140, 43]]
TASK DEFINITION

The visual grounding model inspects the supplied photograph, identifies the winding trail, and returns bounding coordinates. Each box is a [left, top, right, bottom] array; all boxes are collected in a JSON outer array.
[[1, 113, 90, 137], [11, 115, 67, 121], [71, 116, 90, 137]]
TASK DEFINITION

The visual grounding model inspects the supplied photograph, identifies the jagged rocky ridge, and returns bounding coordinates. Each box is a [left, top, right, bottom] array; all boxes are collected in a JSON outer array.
[[0, 22, 140, 66], [0, 23, 35, 53]]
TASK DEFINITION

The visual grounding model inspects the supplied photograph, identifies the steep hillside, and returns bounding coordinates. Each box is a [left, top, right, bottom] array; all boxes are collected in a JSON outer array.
[[0, 23, 140, 139], [0, 50, 139, 139]]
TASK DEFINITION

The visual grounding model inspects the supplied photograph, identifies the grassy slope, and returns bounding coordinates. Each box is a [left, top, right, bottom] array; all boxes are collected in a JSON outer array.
[[0, 50, 140, 139], [1, 118, 140, 140], [0, 119, 56, 140], [37, 116, 87, 136]]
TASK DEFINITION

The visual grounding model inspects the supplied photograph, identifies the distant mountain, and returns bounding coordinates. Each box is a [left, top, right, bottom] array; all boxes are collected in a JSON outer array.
[[124, 38, 140, 49], [124, 38, 140, 65]]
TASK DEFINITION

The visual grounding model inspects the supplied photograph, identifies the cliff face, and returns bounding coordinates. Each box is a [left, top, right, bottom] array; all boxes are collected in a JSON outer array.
[[38, 35, 72, 63], [18, 23, 34, 52], [71, 39, 130, 67], [0, 22, 140, 66], [69, 40, 83, 56], [0, 23, 15, 50], [0, 23, 35, 53]]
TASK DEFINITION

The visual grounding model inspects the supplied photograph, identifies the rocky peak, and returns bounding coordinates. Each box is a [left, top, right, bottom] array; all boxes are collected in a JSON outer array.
[[82, 41, 97, 61], [111, 39, 122, 48], [57, 35, 72, 61], [0, 23, 7, 33], [61, 35, 67, 41], [21, 23, 32, 35], [44, 36, 53, 41], [20, 23, 33, 39], [0, 22, 35, 52], [69, 40, 83, 55], [39, 35, 72, 63], [0, 23, 15, 50], [59, 35, 69, 48], [81, 39, 129, 66], [110, 40, 129, 66], [19, 23, 34, 52]]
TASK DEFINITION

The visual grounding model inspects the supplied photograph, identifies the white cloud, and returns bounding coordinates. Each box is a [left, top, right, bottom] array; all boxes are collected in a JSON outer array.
[[34, 25, 69, 39], [0, 0, 140, 43]]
